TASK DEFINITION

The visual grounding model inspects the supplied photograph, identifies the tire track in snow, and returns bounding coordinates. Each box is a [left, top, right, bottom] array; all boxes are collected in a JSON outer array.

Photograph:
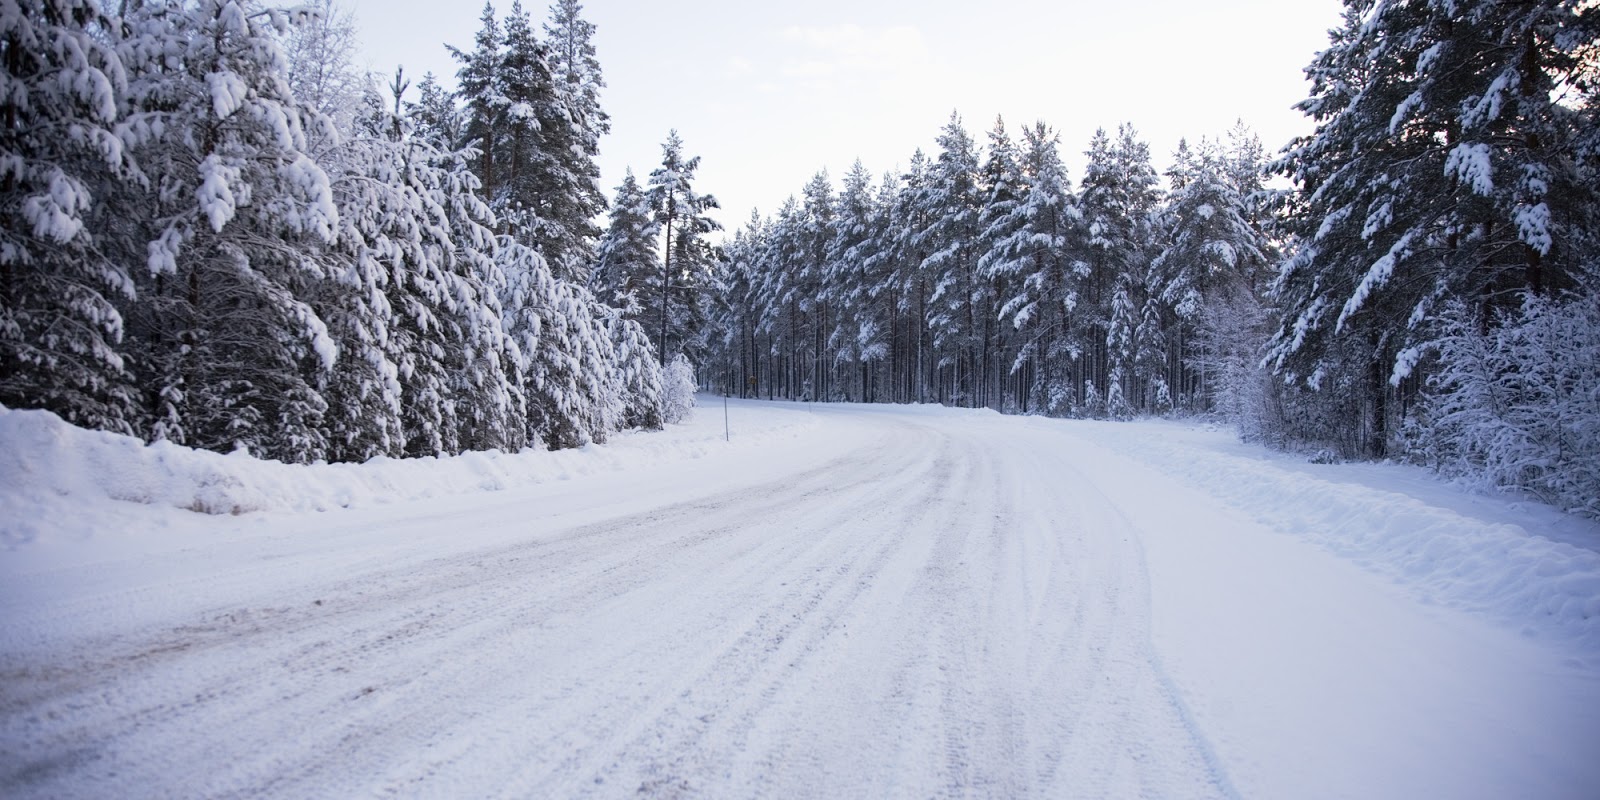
[[1, 408, 1232, 799]]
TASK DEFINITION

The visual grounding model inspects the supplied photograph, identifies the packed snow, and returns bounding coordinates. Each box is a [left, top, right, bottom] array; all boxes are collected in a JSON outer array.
[[2, 398, 1597, 798]]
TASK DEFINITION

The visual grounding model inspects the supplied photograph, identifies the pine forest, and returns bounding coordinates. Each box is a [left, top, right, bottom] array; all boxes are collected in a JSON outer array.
[[4, 0, 1597, 517]]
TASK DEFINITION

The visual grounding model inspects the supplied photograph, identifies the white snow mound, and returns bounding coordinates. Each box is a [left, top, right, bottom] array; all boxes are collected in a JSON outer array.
[[0, 399, 814, 548]]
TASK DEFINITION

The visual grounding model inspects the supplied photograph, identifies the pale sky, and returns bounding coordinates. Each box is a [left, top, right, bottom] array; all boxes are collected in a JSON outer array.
[[345, 0, 1346, 233]]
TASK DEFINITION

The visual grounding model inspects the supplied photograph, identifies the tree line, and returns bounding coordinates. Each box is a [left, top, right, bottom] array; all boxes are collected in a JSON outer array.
[[2, 0, 698, 463], [695, 0, 1598, 515], [5, 0, 1596, 515]]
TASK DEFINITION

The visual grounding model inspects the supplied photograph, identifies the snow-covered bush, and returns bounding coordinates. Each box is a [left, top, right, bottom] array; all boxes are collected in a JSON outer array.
[[1414, 295, 1600, 518], [661, 354, 696, 424]]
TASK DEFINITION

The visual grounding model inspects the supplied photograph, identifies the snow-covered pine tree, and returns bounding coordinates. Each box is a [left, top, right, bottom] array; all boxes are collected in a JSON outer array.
[[660, 352, 696, 424], [499, 236, 619, 449], [796, 170, 834, 399], [646, 130, 721, 366], [1079, 124, 1162, 414], [450, 2, 504, 204], [1417, 293, 1600, 518], [752, 194, 798, 398], [346, 71, 524, 457], [917, 113, 984, 406], [541, 0, 608, 280], [0, 0, 140, 434], [406, 71, 462, 151], [885, 150, 934, 403], [291, 74, 406, 463], [602, 301, 664, 429], [1269, 0, 1599, 457], [1153, 136, 1268, 410], [974, 116, 1023, 410], [591, 168, 659, 309], [115, 0, 341, 462], [709, 212, 765, 398], [825, 160, 881, 401], [985, 121, 1084, 415]]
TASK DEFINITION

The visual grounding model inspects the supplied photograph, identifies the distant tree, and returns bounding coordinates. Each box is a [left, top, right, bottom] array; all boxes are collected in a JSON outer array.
[[917, 112, 984, 406], [1080, 124, 1162, 413], [646, 130, 721, 365], [591, 169, 659, 309], [985, 122, 1084, 414]]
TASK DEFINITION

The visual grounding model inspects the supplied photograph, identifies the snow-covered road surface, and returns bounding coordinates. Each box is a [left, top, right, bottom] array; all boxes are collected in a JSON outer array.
[[3, 400, 1598, 798]]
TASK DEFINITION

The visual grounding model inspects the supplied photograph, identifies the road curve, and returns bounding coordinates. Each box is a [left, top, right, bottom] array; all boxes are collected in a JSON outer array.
[[1, 403, 1233, 798]]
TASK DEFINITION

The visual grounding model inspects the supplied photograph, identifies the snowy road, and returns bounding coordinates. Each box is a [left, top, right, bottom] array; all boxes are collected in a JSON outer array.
[[3, 401, 1598, 798]]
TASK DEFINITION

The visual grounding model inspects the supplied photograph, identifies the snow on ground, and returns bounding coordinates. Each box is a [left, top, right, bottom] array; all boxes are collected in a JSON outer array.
[[0, 396, 814, 560], [2, 398, 1598, 798], [1062, 417, 1600, 651]]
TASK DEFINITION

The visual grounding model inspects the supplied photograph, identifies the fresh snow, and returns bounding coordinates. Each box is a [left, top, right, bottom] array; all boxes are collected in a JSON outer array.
[[2, 398, 1597, 798]]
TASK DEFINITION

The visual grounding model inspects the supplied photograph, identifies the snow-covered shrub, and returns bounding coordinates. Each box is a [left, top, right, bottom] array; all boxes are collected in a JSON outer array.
[[661, 354, 696, 424], [1415, 295, 1600, 518]]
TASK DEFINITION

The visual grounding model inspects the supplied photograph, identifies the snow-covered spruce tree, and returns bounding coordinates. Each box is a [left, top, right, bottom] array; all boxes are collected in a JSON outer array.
[[590, 168, 658, 307], [602, 301, 663, 430], [1415, 293, 1600, 518], [917, 112, 984, 407], [1153, 136, 1269, 411], [322, 70, 526, 458], [760, 194, 813, 399], [1079, 124, 1162, 415], [883, 151, 935, 403], [646, 130, 721, 366], [114, 0, 342, 462], [660, 352, 696, 424], [540, 0, 608, 281], [985, 121, 1085, 415], [825, 160, 882, 401], [449, 2, 503, 202], [1269, 0, 1599, 458], [451, 1, 599, 282], [285, 78, 404, 463], [973, 116, 1023, 410], [708, 212, 765, 399], [0, 0, 140, 434], [795, 169, 834, 399], [499, 237, 619, 449], [405, 71, 461, 151], [853, 169, 903, 402]]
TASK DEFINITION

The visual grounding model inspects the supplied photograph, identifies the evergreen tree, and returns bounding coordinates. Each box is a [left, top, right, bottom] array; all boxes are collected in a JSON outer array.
[[591, 169, 659, 309], [974, 116, 1022, 409], [917, 113, 984, 406], [797, 169, 834, 398], [1270, 0, 1599, 456], [646, 130, 720, 365], [543, 0, 609, 278], [406, 72, 462, 151], [1154, 136, 1268, 409], [1079, 124, 1162, 411], [0, 0, 140, 434], [985, 122, 1084, 414], [826, 160, 881, 400], [450, 2, 503, 201], [116, 0, 343, 462]]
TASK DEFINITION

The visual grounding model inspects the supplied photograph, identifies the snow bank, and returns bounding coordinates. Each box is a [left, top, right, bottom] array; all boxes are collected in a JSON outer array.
[[0, 397, 815, 548], [1068, 420, 1600, 649]]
